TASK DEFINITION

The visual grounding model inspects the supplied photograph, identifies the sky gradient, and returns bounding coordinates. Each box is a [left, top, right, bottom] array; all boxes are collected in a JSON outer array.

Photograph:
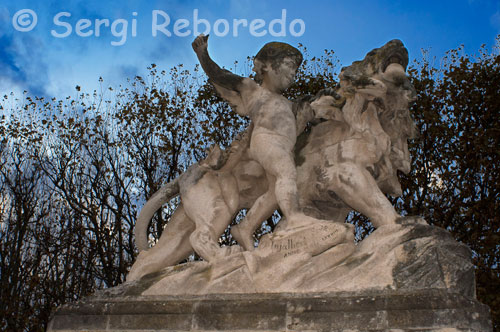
[[0, 0, 499, 99]]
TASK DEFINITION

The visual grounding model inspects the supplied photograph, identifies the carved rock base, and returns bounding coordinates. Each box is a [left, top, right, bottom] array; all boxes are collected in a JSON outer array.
[[111, 221, 481, 296], [48, 221, 493, 331], [48, 290, 492, 332]]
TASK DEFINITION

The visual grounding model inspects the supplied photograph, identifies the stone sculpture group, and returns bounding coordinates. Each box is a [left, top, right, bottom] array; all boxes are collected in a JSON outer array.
[[127, 35, 420, 286], [48, 35, 493, 332]]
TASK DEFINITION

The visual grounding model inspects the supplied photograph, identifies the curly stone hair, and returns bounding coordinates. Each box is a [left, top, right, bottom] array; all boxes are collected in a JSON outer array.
[[253, 42, 303, 83]]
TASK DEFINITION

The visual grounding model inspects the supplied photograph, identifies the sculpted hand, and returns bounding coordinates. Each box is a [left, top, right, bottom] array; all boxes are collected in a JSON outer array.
[[192, 34, 209, 54]]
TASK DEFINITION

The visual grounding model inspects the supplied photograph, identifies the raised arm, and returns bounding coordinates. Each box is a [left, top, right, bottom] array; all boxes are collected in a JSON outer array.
[[192, 34, 245, 92]]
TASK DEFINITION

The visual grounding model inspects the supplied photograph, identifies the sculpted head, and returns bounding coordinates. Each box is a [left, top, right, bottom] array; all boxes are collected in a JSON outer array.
[[336, 39, 418, 194], [339, 39, 411, 90], [253, 42, 303, 90]]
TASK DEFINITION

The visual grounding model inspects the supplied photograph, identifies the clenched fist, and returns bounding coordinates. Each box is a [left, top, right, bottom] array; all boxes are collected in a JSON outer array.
[[192, 34, 209, 54]]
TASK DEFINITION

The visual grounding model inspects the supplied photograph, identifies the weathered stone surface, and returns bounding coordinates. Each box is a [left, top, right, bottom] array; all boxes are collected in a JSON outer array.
[[139, 220, 355, 295], [393, 222, 476, 298], [48, 220, 493, 331], [47, 290, 492, 332], [128, 39, 420, 283], [101, 221, 477, 297]]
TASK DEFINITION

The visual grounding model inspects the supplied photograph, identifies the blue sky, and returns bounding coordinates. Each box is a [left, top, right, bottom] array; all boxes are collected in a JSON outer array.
[[0, 0, 499, 99]]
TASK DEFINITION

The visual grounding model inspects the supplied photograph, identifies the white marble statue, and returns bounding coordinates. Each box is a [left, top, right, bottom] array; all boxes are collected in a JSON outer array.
[[127, 38, 418, 283], [192, 34, 330, 231]]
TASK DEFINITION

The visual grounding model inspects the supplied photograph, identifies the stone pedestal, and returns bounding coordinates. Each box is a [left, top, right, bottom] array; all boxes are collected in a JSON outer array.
[[48, 222, 493, 331], [48, 290, 491, 332]]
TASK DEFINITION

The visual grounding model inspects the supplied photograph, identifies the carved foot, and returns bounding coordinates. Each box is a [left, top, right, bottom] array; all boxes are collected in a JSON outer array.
[[231, 224, 255, 251], [126, 251, 155, 282]]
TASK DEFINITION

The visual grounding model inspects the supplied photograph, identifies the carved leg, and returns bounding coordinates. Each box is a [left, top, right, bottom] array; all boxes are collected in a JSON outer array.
[[179, 172, 240, 261], [249, 134, 323, 230], [127, 205, 195, 281], [231, 188, 278, 251], [327, 162, 400, 228], [189, 225, 221, 261], [187, 195, 237, 262]]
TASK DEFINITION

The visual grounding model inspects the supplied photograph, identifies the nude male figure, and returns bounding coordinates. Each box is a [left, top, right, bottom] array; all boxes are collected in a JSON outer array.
[[192, 35, 323, 250]]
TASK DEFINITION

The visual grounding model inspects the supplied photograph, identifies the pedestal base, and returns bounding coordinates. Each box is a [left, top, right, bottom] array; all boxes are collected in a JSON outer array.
[[48, 289, 492, 332]]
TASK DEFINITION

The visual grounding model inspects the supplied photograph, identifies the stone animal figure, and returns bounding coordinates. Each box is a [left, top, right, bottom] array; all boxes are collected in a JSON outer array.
[[127, 127, 269, 281], [295, 39, 418, 225], [230, 39, 418, 249], [127, 39, 417, 281]]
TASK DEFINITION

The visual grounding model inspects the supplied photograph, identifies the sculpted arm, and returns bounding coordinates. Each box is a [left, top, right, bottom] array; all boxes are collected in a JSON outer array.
[[192, 34, 245, 93], [192, 34, 254, 116]]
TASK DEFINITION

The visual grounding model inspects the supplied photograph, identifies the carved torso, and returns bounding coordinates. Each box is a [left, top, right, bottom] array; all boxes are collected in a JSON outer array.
[[242, 85, 297, 143]]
